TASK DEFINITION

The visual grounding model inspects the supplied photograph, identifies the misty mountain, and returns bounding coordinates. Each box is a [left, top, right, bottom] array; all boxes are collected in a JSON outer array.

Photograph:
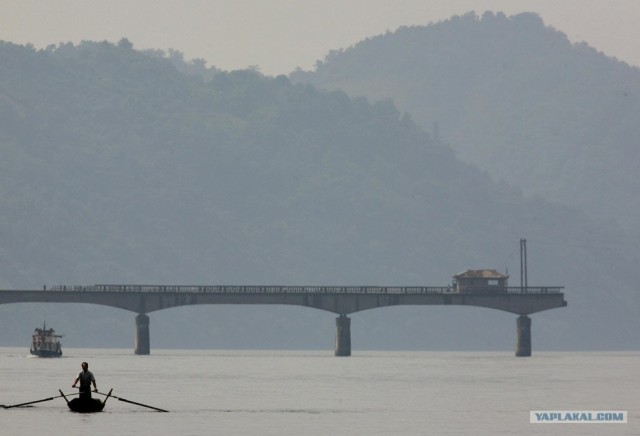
[[0, 39, 636, 352], [291, 11, 640, 233]]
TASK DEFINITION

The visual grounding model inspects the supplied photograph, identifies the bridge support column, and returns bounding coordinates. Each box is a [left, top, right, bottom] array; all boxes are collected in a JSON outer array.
[[516, 315, 531, 357], [135, 313, 150, 355], [335, 314, 351, 357]]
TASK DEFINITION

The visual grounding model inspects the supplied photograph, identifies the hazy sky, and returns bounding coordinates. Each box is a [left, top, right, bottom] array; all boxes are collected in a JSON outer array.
[[2, 0, 639, 75]]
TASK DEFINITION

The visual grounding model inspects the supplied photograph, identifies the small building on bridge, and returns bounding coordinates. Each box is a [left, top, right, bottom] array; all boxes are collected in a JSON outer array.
[[453, 269, 509, 293]]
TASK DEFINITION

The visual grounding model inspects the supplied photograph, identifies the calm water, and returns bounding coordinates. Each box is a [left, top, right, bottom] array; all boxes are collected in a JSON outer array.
[[0, 348, 637, 435]]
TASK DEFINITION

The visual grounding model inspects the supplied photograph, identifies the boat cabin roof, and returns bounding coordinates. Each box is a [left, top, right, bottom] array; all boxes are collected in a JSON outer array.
[[453, 269, 509, 280]]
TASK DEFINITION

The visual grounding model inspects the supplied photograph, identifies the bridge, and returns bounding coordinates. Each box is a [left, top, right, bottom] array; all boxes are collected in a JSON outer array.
[[0, 284, 566, 357]]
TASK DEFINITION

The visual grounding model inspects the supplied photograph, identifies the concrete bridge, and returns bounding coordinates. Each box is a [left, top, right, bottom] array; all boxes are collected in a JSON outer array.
[[0, 284, 566, 356]]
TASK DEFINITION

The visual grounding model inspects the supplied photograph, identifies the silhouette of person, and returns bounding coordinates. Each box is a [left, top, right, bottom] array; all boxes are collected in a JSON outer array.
[[72, 361, 97, 400]]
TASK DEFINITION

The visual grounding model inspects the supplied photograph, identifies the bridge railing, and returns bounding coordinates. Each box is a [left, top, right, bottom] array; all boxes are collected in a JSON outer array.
[[46, 285, 563, 294]]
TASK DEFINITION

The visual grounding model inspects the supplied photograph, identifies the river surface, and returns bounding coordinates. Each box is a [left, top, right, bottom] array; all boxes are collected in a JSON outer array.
[[0, 348, 637, 435]]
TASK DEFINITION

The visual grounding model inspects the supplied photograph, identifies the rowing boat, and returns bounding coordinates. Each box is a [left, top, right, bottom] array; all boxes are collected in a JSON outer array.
[[2, 389, 166, 413], [67, 397, 105, 413], [59, 389, 110, 413]]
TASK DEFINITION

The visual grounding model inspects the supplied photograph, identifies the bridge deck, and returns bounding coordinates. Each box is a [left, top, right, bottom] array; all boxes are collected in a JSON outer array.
[[0, 285, 567, 355], [0, 285, 566, 315], [49, 284, 563, 294]]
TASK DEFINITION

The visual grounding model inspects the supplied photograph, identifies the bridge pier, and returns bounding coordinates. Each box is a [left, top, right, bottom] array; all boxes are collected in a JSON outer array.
[[135, 313, 150, 355], [335, 314, 351, 356], [515, 315, 531, 357]]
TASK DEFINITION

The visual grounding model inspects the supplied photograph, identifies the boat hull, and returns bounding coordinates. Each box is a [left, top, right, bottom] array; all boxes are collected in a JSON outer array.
[[67, 398, 105, 413], [30, 349, 62, 358]]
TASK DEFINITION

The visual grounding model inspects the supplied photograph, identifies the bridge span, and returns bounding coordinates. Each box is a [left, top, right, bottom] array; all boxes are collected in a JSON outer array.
[[0, 284, 566, 357]]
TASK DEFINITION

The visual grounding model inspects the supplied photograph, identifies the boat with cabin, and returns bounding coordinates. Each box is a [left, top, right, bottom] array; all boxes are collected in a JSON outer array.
[[30, 322, 63, 357]]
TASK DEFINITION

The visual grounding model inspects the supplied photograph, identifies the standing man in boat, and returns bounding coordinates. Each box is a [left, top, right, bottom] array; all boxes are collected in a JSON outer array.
[[72, 361, 98, 400]]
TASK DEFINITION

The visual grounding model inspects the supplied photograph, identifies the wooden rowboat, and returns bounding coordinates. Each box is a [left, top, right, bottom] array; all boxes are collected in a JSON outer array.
[[67, 397, 106, 413], [59, 389, 111, 413], [1, 389, 166, 413]]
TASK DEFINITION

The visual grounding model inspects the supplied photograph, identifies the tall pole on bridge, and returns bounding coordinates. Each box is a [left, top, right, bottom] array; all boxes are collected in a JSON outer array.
[[520, 238, 528, 290], [517, 238, 532, 357]]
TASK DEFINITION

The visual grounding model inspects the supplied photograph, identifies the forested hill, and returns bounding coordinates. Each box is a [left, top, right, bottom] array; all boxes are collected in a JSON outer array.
[[0, 40, 636, 351], [291, 12, 640, 233]]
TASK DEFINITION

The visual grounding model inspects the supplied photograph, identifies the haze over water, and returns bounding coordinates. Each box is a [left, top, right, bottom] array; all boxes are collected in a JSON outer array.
[[1, 348, 637, 435], [0, 2, 638, 434]]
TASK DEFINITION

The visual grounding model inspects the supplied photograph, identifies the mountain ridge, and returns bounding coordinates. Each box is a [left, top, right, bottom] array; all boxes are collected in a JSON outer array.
[[291, 11, 640, 232], [0, 38, 636, 351]]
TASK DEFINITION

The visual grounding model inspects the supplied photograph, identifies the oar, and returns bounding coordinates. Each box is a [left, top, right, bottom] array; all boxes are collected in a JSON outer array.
[[101, 388, 113, 406], [58, 389, 70, 405], [95, 391, 168, 412], [2, 392, 79, 409]]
